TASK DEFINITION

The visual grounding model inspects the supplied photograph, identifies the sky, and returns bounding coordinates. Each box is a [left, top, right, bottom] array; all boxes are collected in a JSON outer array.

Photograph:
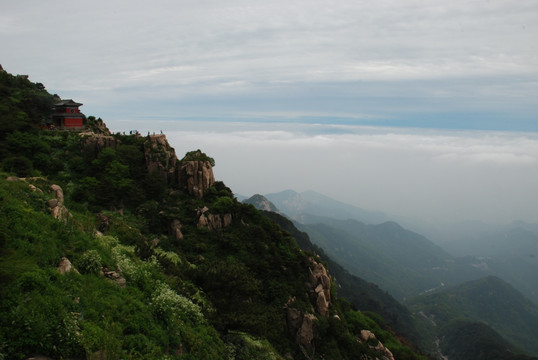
[[2, 0, 538, 225]]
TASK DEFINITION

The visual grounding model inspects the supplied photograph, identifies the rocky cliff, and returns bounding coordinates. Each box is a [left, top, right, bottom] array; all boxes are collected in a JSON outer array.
[[143, 134, 180, 184], [144, 136, 215, 198], [178, 149, 215, 198], [80, 133, 118, 158], [79, 131, 216, 199]]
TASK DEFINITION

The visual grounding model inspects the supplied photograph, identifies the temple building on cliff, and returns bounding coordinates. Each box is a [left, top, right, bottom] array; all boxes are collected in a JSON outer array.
[[51, 99, 86, 130]]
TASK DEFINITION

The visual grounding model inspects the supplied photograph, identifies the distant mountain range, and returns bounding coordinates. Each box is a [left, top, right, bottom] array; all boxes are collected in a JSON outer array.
[[244, 192, 538, 358], [264, 189, 388, 224], [255, 189, 538, 305]]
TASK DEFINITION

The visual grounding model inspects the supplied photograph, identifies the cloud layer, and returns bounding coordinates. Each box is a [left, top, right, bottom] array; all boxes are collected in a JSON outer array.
[[2, 0, 538, 129], [114, 120, 538, 225]]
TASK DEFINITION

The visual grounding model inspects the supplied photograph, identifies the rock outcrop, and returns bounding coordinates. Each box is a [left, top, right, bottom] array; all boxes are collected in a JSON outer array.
[[284, 259, 333, 354], [179, 151, 215, 198], [285, 307, 317, 354], [80, 133, 118, 157], [170, 219, 184, 240], [57, 257, 76, 274], [196, 207, 232, 231], [49, 184, 72, 221], [307, 258, 331, 317], [359, 330, 395, 360], [103, 267, 126, 288], [79, 132, 216, 199], [144, 134, 179, 183], [144, 138, 215, 198]]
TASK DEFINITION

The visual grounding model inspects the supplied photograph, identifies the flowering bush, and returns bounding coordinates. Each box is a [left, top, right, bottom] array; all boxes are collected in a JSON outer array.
[[95, 235, 119, 250], [154, 248, 182, 266], [78, 250, 102, 275], [111, 245, 161, 291], [151, 282, 203, 325]]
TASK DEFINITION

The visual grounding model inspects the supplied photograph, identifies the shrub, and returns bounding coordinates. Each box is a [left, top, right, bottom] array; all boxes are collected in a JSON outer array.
[[151, 281, 203, 325], [212, 196, 234, 213], [2, 156, 33, 176], [181, 150, 215, 167], [78, 250, 102, 275]]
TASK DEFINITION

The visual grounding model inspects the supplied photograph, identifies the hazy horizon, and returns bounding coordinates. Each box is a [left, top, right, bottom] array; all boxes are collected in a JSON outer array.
[[105, 118, 538, 227], [3, 0, 538, 226]]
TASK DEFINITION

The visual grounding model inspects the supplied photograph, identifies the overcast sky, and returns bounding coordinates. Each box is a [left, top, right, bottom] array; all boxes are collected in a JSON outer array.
[[2, 0, 538, 225]]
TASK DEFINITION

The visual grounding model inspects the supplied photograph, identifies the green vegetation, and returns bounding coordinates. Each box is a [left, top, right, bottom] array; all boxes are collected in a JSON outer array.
[[181, 149, 215, 167], [0, 71, 56, 141], [0, 68, 426, 359], [262, 210, 423, 348]]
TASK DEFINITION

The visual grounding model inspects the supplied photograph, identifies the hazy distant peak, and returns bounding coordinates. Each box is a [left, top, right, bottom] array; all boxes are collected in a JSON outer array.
[[265, 189, 388, 224], [243, 194, 280, 213], [377, 221, 403, 230]]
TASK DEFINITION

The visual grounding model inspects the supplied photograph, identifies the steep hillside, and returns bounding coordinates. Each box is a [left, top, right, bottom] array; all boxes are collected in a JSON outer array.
[[0, 69, 426, 359], [260, 209, 422, 345], [296, 217, 453, 300], [408, 276, 538, 358], [249, 200, 537, 360]]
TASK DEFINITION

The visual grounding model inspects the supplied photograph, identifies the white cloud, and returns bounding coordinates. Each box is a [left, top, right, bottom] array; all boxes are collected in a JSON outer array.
[[153, 122, 538, 224]]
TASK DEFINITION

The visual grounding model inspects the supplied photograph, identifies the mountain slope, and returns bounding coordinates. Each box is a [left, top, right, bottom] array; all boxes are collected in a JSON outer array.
[[267, 188, 538, 306], [261, 210, 422, 346], [408, 276, 538, 357], [253, 195, 538, 360], [296, 217, 453, 300]]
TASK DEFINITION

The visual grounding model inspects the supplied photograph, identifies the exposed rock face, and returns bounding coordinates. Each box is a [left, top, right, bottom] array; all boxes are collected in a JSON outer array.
[[307, 258, 331, 316], [49, 184, 71, 221], [286, 307, 316, 352], [79, 132, 216, 199], [57, 257, 76, 274], [28, 184, 43, 194], [359, 330, 395, 360], [179, 158, 214, 198], [103, 268, 126, 288], [143, 138, 215, 198], [196, 207, 232, 231], [80, 133, 118, 156], [284, 259, 333, 353], [144, 134, 180, 183], [297, 313, 317, 348], [170, 219, 183, 240]]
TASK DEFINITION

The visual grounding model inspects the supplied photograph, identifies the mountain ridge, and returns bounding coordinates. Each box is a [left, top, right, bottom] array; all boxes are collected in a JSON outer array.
[[265, 189, 388, 224]]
